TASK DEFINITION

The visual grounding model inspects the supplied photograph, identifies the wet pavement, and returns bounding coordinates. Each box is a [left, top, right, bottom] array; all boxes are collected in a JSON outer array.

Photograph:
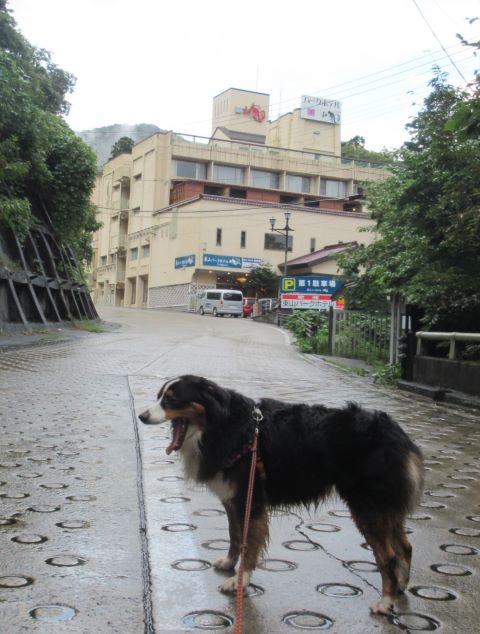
[[1, 306, 479, 633]]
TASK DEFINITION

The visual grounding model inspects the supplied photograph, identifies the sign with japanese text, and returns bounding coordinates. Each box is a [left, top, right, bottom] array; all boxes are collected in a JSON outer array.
[[175, 254, 196, 269], [203, 253, 242, 268], [281, 275, 343, 294], [300, 95, 342, 124], [202, 254, 263, 269], [241, 257, 263, 269], [281, 294, 345, 310]]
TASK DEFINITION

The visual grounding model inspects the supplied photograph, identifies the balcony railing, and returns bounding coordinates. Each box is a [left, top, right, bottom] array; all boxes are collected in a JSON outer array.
[[109, 234, 127, 253], [171, 133, 391, 170]]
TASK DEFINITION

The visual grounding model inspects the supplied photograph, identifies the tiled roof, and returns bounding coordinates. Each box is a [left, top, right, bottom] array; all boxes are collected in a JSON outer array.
[[279, 241, 359, 270], [154, 195, 369, 219]]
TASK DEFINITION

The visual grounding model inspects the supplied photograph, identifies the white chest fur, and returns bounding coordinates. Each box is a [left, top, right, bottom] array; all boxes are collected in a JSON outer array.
[[179, 428, 235, 502], [179, 427, 202, 482]]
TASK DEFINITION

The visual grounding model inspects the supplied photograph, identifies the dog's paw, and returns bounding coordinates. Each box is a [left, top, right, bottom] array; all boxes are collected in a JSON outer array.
[[219, 571, 251, 594], [213, 556, 237, 571], [370, 596, 394, 615]]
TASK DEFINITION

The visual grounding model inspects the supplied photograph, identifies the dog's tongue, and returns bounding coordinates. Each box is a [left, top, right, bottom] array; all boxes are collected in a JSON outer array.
[[165, 419, 188, 455]]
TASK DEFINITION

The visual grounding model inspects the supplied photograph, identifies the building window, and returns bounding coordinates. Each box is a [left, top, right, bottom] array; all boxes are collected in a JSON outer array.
[[132, 207, 140, 213], [286, 174, 310, 193], [240, 231, 246, 248], [264, 233, 293, 251], [250, 169, 280, 189], [130, 247, 139, 260], [134, 173, 142, 181], [141, 244, 150, 258], [171, 159, 207, 179], [100, 255, 107, 266], [213, 164, 244, 185], [310, 238, 316, 253], [142, 277, 148, 304], [130, 279, 136, 304], [321, 179, 347, 198], [216, 228, 222, 246]]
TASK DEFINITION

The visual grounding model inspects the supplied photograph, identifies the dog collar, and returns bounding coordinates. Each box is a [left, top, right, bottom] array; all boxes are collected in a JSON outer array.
[[222, 406, 264, 471]]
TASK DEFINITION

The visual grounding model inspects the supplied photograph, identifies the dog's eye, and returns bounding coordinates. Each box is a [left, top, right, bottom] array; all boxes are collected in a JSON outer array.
[[163, 395, 181, 409]]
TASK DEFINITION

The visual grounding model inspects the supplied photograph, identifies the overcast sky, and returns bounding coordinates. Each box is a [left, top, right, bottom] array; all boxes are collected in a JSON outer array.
[[6, 0, 479, 151]]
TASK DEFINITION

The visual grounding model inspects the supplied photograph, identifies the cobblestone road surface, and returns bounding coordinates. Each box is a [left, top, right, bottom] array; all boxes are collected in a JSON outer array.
[[1, 306, 479, 633]]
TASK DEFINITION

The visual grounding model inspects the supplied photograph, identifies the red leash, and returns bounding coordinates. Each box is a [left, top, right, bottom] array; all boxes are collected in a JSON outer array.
[[234, 427, 259, 634]]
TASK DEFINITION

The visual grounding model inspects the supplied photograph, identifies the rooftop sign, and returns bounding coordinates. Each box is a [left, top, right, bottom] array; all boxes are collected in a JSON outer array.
[[301, 95, 341, 124]]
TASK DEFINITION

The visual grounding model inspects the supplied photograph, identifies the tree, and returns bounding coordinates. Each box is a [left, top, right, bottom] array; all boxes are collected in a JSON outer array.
[[0, 0, 99, 259], [248, 264, 278, 297], [109, 136, 134, 159], [341, 136, 394, 164], [338, 70, 480, 330]]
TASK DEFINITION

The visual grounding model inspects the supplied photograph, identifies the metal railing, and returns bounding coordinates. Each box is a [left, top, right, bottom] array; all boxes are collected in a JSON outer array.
[[416, 332, 480, 360], [331, 309, 390, 362]]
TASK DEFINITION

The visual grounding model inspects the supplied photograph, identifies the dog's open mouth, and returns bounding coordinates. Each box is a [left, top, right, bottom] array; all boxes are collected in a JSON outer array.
[[165, 418, 189, 455]]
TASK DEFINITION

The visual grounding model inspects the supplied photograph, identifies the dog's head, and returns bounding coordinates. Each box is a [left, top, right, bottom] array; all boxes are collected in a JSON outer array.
[[138, 375, 232, 455]]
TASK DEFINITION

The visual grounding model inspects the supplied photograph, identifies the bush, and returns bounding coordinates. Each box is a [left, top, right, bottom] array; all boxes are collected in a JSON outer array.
[[286, 310, 329, 354], [372, 363, 401, 386]]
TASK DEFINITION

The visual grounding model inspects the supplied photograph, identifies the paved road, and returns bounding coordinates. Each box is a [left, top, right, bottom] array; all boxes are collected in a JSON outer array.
[[1, 306, 479, 633]]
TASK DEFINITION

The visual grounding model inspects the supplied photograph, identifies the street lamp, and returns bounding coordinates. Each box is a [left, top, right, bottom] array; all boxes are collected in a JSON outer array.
[[269, 211, 294, 278]]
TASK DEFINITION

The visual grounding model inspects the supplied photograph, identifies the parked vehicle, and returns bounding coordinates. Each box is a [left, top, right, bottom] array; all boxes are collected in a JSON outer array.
[[242, 297, 256, 318], [197, 289, 243, 317]]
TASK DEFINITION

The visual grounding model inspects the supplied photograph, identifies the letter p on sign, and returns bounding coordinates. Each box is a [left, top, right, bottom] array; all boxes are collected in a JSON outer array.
[[282, 278, 296, 291]]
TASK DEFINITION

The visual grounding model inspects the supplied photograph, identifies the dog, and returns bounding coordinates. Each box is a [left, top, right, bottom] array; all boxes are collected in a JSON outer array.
[[139, 374, 424, 615]]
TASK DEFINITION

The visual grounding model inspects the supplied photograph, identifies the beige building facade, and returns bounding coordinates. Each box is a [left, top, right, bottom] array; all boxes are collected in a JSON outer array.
[[91, 88, 389, 309]]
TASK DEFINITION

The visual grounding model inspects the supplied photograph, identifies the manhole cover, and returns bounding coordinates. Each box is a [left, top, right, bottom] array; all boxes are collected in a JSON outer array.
[[317, 583, 363, 598], [29, 605, 76, 622], [389, 612, 441, 631], [0, 575, 34, 588], [182, 610, 233, 629], [282, 611, 333, 630], [258, 559, 298, 572], [410, 586, 456, 601], [172, 559, 211, 571]]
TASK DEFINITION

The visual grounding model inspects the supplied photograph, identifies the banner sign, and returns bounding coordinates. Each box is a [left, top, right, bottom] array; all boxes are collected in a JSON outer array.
[[281, 275, 343, 294], [175, 254, 196, 269], [242, 257, 263, 269], [301, 95, 342, 124], [281, 293, 345, 310], [203, 253, 242, 268], [202, 254, 263, 269]]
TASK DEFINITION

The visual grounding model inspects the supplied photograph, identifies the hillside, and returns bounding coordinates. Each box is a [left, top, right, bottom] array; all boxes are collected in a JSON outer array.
[[76, 123, 165, 167]]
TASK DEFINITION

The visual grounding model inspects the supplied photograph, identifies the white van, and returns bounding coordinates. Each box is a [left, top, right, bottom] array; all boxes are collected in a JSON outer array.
[[197, 289, 243, 317]]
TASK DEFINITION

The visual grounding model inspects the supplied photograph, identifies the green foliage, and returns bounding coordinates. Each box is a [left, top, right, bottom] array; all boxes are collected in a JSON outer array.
[[445, 23, 480, 139], [286, 310, 329, 354], [109, 136, 134, 159], [0, 1, 99, 262], [73, 320, 104, 333], [338, 71, 480, 330], [341, 136, 394, 164], [248, 264, 278, 297], [372, 363, 401, 386]]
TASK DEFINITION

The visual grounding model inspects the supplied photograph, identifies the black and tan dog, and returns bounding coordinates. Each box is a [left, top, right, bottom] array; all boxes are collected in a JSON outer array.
[[139, 374, 424, 615]]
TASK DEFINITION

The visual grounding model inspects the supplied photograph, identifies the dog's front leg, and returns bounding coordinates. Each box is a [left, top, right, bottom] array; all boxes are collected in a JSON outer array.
[[214, 500, 241, 571], [220, 509, 269, 594]]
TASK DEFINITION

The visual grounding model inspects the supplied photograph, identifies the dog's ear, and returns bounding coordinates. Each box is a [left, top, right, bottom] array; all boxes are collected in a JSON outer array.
[[199, 379, 230, 425]]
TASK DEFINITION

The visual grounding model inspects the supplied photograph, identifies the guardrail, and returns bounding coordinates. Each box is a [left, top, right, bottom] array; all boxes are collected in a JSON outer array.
[[416, 331, 480, 360]]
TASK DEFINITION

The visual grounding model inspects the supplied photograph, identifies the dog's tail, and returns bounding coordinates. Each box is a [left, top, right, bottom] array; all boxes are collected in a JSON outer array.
[[405, 449, 425, 513]]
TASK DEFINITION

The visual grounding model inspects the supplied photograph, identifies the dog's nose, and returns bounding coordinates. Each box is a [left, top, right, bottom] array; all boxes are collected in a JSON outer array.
[[138, 410, 150, 423]]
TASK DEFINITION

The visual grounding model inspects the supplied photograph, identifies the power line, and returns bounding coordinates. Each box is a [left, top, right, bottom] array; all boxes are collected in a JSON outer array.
[[411, 0, 467, 81]]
